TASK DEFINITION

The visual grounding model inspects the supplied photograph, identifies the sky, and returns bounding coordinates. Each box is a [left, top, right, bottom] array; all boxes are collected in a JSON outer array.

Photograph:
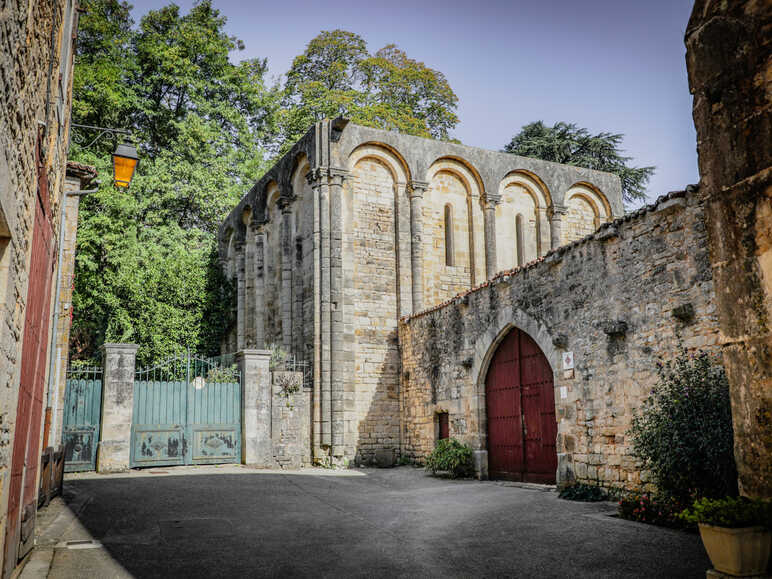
[[130, 0, 698, 206]]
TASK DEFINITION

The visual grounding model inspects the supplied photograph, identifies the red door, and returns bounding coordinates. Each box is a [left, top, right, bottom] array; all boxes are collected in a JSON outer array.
[[485, 328, 557, 483], [4, 146, 54, 576]]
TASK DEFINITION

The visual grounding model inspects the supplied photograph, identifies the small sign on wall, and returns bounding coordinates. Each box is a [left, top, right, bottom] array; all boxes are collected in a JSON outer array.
[[560, 386, 568, 399], [562, 351, 574, 370]]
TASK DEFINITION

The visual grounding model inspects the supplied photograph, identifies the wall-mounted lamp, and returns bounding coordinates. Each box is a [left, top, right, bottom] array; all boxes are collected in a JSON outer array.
[[112, 143, 139, 188], [71, 123, 140, 188]]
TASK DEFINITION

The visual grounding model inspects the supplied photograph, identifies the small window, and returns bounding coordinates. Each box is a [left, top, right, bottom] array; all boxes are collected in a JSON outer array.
[[438, 412, 449, 440], [444, 204, 454, 266], [515, 213, 524, 267]]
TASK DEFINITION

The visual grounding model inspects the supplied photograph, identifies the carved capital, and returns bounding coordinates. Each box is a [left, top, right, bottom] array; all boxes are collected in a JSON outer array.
[[409, 180, 429, 199], [277, 195, 297, 213], [328, 166, 350, 184], [549, 204, 568, 218], [484, 192, 502, 208]]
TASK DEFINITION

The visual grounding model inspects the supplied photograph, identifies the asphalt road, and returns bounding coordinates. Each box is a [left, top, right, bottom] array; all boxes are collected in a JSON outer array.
[[37, 466, 710, 578]]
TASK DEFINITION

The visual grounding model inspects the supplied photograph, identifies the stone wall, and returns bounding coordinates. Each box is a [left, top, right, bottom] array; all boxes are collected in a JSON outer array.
[[685, 0, 772, 498], [399, 189, 721, 490], [0, 0, 79, 570], [271, 373, 311, 468]]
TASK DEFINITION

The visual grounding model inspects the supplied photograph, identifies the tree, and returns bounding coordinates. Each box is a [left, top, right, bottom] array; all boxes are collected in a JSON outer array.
[[504, 121, 654, 204], [278, 30, 458, 152], [69, 0, 276, 364], [629, 351, 737, 502]]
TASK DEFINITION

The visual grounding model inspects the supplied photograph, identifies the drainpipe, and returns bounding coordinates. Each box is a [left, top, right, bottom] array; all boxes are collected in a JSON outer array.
[[43, 185, 99, 449]]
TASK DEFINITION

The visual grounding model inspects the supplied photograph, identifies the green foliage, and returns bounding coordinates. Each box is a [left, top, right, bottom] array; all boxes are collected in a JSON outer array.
[[628, 351, 737, 502], [558, 483, 608, 502], [618, 493, 692, 529], [205, 364, 239, 383], [679, 496, 772, 528], [70, 0, 276, 364], [504, 121, 655, 204], [267, 343, 290, 371], [424, 438, 474, 479], [279, 30, 459, 152]]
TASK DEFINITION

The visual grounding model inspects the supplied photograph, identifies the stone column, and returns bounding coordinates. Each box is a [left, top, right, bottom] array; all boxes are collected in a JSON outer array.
[[97, 343, 138, 473], [279, 197, 295, 352], [319, 171, 332, 450], [483, 192, 501, 279], [329, 167, 349, 459], [409, 180, 428, 312], [550, 205, 567, 250], [244, 228, 255, 347], [308, 172, 323, 460], [236, 349, 272, 466], [236, 242, 246, 350], [253, 223, 266, 348]]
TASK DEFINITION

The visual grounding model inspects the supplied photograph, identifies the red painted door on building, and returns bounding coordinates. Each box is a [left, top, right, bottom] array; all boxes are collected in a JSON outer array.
[[485, 328, 557, 483], [4, 148, 54, 576]]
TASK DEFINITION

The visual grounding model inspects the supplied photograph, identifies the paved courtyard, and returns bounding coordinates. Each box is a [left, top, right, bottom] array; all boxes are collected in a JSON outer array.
[[30, 465, 710, 578]]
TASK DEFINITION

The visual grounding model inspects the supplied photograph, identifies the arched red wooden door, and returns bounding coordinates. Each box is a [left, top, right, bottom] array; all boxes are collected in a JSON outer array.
[[485, 328, 557, 483]]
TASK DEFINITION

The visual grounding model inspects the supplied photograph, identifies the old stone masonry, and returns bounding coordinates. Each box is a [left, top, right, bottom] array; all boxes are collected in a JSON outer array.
[[219, 119, 717, 489]]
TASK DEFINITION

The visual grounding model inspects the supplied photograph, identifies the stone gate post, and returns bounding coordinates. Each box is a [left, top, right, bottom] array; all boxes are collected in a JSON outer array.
[[97, 343, 138, 473], [237, 349, 272, 466]]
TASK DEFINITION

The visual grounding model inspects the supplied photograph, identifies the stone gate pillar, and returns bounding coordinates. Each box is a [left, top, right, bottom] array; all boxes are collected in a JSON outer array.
[[97, 343, 138, 473], [237, 349, 272, 466], [483, 192, 501, 279], [409, 180, 428, 312]]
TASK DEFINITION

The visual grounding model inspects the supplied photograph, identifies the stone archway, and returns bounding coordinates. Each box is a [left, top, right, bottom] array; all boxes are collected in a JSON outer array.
[[484, 326, 557, 482], [469, 306, 559, 481]]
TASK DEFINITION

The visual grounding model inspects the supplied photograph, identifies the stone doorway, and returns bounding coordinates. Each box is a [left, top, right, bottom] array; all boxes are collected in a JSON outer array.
[[485, 327, 557, 483]]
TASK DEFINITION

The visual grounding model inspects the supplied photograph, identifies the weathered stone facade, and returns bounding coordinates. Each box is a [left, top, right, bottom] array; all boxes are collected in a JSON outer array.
[[399, 189, 720, 490], [220, 120, 622, 464], [0, 0, 80, 572], [685, 0, 772, 499]]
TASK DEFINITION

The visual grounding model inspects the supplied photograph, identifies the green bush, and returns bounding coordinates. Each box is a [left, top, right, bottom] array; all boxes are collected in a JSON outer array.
[[628, 350, 737, 502], [559, 483, 608, 502], [425, 438, 474, 479], [679, 497, 772, 528], [618, 493, 692, 529]]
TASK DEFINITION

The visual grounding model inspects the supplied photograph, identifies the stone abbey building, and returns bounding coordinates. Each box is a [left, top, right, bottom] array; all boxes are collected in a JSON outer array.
[[219, 119, 634, 475]]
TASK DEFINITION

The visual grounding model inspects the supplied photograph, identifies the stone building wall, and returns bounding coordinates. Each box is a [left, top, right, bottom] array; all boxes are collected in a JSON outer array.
[[0, 0, 80, 571], [399, 189, 721, 490], [685, 0, 772, 498], [220, 120, 624, 465]]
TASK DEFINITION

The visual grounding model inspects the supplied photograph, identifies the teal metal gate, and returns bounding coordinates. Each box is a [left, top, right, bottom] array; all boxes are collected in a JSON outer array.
[[62, 366, 103, 472], [130, 353, 241, 468]]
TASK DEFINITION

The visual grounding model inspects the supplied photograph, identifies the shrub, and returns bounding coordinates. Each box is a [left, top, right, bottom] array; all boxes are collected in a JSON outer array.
[[559, 483, 608, 502], [618, 493, 692, 529], [679, 497, 772, 528], [628, 350, 737, 502], [425, 438, 474, 479]]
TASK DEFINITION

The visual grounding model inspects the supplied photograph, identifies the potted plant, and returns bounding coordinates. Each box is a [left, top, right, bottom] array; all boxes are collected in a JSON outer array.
[[680, 497, 772, 577]]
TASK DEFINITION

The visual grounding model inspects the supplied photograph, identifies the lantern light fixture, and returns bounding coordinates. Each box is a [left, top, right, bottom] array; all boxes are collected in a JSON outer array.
[[112, 142, 139, 188]]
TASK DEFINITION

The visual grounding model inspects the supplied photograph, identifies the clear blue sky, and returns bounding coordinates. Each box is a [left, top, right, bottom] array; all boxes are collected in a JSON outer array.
[[130, 0, 698, 206]]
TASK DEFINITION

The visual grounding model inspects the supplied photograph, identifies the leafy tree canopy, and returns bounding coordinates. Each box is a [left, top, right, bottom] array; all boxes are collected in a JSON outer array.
[[278, 30, 459, 152], [70, 0, 278, 364], [504, 121, 654, 204]]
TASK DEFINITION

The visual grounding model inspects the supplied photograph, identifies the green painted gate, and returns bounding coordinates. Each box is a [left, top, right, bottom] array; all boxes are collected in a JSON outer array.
[[62, 366, 103, 472], [130, 353, 241, 468]]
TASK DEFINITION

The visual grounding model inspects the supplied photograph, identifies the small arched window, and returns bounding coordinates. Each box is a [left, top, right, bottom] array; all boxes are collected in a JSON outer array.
[[444, 204, 454, 266], [515, 213, 524, 267]]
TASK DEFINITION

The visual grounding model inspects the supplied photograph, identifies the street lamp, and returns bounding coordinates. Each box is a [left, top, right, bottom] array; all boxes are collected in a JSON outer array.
[[112, 143, 139, 188], [70, 123, 139, 188]]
